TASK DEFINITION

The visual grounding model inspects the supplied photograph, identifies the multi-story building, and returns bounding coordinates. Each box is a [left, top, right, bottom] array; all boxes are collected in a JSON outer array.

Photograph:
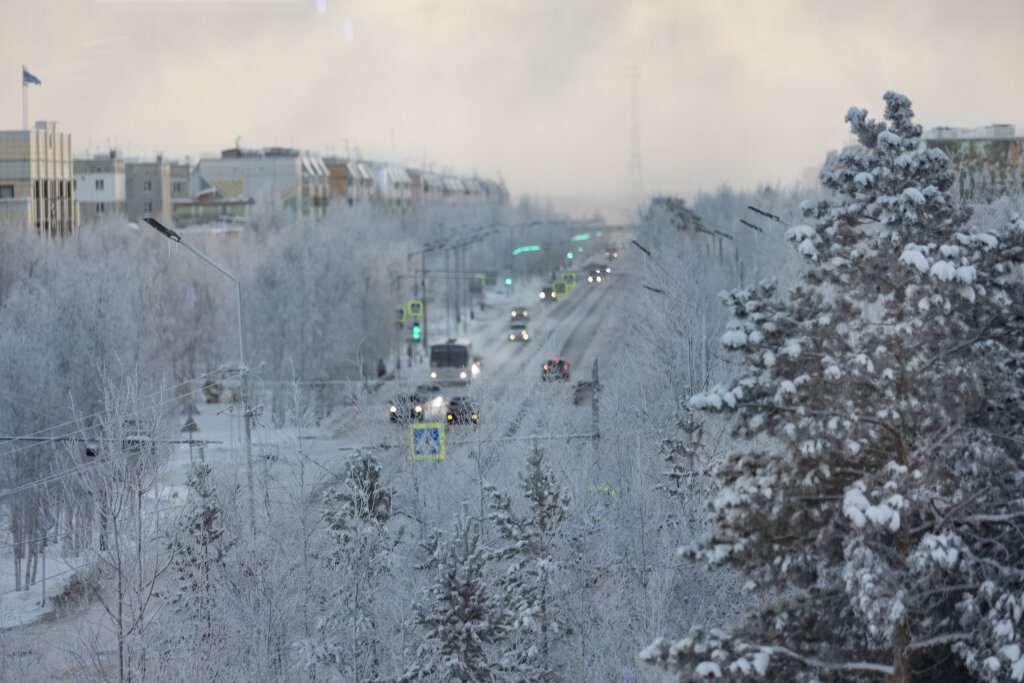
[[369, 163, 412, 213], [0, 121, 77, 237], [125, 156, 171, 221], [194, 147, 330, 220], [73, 150, 126, 223], [169, 159, 191, 203], [923, 124, 1024, 202], [323, 158, 375, 206], [408, 169, 444, 205]]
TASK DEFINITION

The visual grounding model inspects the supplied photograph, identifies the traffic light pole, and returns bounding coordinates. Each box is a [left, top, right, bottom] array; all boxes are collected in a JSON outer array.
[[421, 251, 428, 351]]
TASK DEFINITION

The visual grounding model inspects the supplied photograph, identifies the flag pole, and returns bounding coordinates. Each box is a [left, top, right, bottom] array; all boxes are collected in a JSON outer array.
[[22, 71, 28, 130]]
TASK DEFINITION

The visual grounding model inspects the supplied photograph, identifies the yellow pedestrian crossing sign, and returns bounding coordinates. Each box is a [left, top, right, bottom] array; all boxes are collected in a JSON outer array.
[[408, 300, 423, 316], [410, 423, 444, 460], [394, 307, 406, 322], [552, 280, 568, 297], [561, 272, 576, 287]]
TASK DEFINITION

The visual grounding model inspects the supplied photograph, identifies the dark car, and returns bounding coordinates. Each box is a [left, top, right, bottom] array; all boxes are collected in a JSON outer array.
[[510, 306, 529, 320], [508, 323, 530, 342], [389, 394, 424, 422], [542, 358, 570, 381], [446, 396, 479, 425]]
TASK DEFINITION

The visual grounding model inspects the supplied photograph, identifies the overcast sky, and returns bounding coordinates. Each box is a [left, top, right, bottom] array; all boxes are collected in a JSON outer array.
[[4, 0, 1024, 201]]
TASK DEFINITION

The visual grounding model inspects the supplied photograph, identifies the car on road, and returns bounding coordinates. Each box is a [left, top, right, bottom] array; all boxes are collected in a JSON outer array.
[[510, 306, 529, 319], [542, 358, 570, 381], [446, 396, 479, 425], [414, 384, 446, 411], [586, 264, 609, 283], [389, 394, 424, 422], [508, 323, 530, 342], [538, 288, 558, 302]]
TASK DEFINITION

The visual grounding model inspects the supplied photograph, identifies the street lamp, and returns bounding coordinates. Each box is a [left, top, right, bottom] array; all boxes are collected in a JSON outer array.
[[143, 218, 256, 537]]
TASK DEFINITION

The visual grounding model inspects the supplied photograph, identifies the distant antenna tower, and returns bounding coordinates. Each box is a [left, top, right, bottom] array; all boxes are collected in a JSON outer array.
[[629, 65, 645, 200]]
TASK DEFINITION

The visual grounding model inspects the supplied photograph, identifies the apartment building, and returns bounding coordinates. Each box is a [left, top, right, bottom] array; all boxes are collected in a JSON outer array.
[[126, 156, 171, 221], [195, 147, 330, 219], [73, 150, 126, 222], [0, 121, 77, 237]]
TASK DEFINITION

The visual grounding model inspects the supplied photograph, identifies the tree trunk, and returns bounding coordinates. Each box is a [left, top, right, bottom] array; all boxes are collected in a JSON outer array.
[[892, 619, 911, 683]]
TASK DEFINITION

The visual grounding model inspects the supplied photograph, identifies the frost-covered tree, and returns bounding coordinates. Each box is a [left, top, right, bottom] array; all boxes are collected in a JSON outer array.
[[300, 450, 398, 682], [402, 507, 502, 681], [486, 443, 571, 679], [644, 92, 1024, 681], [166, 460, 234, 654]]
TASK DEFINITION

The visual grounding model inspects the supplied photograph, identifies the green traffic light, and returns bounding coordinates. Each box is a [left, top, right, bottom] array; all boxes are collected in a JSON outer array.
[[505, 277, 512, 286], [566, 252, 573, 259], [412, 323, 421, 341]]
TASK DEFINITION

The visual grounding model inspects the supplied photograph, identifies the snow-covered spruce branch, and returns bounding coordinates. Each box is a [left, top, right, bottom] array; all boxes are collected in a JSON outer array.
[[761, 645, 894, 676], [906, 632, 972, 654]]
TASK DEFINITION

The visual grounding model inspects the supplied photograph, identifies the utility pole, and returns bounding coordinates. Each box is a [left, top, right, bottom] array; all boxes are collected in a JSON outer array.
[[421, 251, 429, 351], [592, 359, 600, 440]]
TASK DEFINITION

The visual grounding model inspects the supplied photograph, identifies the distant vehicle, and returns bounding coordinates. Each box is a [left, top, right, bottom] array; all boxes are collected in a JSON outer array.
[[508, 323, 530, 342], [605, 247, 619, 259], [429, 339, 480, 383], [446, 396, 479, 425], [538, 288, 558, 302], [414, 384, 446, 411], [542, 358, 570, 381], [389, 394, 424, 423], [510, 306, 529, 319]]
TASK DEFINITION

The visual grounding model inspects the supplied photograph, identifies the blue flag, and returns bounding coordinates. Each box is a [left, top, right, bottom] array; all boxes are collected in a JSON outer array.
[[22, 67, 41, 86]]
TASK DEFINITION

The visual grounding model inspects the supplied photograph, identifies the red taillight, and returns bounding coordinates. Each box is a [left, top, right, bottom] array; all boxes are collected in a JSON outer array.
[[563, 364, 568, 370], [553, 358, 559, 363]]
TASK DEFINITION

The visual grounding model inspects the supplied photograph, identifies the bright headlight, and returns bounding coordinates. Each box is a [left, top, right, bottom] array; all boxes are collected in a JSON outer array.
[[389, 405, 397, 413], [433, 397, 443, 408], [459, 371, 467, 379], [430, 371, 437, 378], [522, 332, 529, 340], [414, 405, 422, 413], [471, 364, 480, 376], [510, 334, 515, 340]]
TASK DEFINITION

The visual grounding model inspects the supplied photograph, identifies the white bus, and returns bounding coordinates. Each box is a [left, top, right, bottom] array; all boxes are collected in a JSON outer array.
[[429, 338, 480, 384]]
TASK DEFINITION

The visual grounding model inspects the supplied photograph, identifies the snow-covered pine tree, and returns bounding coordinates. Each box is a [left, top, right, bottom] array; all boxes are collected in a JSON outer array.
[[402, 505, 502, 682], [167, 460, 234, 647], [486, 442, 571, 679], [643, 92, 1024, 681], [300, 449, 397, 681]]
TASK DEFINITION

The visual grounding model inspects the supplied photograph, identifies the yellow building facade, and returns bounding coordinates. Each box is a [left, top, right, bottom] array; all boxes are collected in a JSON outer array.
[[0, 121, 78, 237]]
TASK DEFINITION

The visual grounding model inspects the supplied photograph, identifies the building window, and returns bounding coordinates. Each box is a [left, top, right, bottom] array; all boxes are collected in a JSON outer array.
[[173, 182, 183, 194], [0, 185, 13, 198], [97, 202, 105, 215], [73, 179, 77, 191], [144, 180, 152, 192], [95, 179, 104, 191], [144, 202, 153, 214]]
